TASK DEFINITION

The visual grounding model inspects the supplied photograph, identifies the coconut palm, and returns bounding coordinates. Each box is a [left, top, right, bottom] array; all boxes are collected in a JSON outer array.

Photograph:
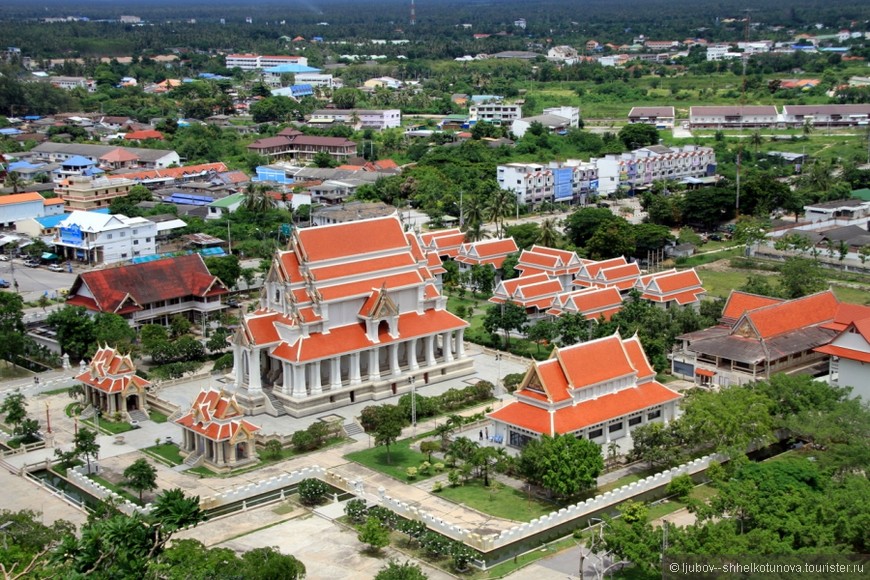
[[4, 171, 24, 193], [750, 130, 763, 153], [242, 183, 276, 213], [536, 217, 561, 248], [485, 186, 514, 238]]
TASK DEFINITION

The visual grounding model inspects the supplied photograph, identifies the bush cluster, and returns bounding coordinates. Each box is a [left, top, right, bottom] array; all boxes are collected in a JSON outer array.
[[360, 382, 493, 430]]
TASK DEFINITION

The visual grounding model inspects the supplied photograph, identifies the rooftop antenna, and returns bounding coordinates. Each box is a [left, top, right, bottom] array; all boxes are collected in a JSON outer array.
[[410, 0, 416, 26]]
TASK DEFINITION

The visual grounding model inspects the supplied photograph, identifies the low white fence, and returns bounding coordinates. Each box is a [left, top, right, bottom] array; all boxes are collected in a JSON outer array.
[[67, 465, 148, 517]]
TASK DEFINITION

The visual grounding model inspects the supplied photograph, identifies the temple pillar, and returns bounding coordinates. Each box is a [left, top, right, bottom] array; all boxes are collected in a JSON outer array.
[[442, 332, 454, 362], [455, 329, 465, 358], [389, 343, 401, 377], [368, 348, 381, 381], [408, 338, 419, 371], [290, 365, 305, 397], [425, 335, 436, 367], [330, 357, 342, 389], [349, 353, 362, 385], [310, 361, 322, 395], [248, 348, 262, 394]]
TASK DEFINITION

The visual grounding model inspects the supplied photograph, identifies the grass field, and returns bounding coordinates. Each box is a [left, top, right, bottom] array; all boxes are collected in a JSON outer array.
[[142, 443, 184, 466], [437, 479, 560, 522], [346, 438, 435, 481]]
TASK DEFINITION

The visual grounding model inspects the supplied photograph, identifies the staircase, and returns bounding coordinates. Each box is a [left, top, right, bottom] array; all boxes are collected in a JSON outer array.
[[183, 452, 203, 467], [263, 388, 287, 416], [128, 409, 149, 423], [79, 405, 95, 419], [344, 420, 365, 439]]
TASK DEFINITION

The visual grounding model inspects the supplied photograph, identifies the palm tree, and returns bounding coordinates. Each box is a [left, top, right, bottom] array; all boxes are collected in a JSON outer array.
[[536, 217, 561, 248], [750, 130, 763, 153], [242, 183, 276, 213], [802, 118, 814, 137], [486, 186, 514, 238], [4, 171, 24, 193], [464, 221, 489, 243]]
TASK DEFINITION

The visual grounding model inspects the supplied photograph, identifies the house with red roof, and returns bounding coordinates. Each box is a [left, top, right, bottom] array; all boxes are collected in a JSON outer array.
[[75, 345, 151, 420], [671, 290, 870, 387], [176, 388, 261, 471], [418, 228, 466, 258], [489, 273, 564, 320], [65, 254, 228, 327], [515, 245, 584, 289], [124, 129, 165, 141], [488, 333, 681, 448], [230, 215, 472, 417], [546, 287, 624, 321], [634, 268, 705, 310], [247, 134, 357, 163], [573, 256, 628, 288]]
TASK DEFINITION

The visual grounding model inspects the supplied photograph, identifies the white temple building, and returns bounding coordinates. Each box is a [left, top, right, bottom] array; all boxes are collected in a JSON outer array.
[[229, 215, 473, 417]]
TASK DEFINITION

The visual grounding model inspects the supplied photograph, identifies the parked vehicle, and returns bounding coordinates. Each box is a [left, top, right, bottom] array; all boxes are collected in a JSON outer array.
[[0, 256, 8, 262], [47, 264, 64, 272], [0, 279, 9, 288], [24, 260, 40, 268]]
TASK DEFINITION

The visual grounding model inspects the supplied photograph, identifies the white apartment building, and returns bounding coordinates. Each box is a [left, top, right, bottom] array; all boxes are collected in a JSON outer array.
[[48, 76, 96, 92], [737, 41, 773, 54], [309, 109, 401, 130], [470, 103, 523, 124], [543, 106, 581, 128], [53, 211, 157, 265], [689, 106, 778, 128], [781, 104, 870, 127], [295, 73, 335, 88], [496, 163, 555, 206], [550, 160, 599, 204], [706, 44, 740, 61], [225, 53, 308, 70], [594, 145, 717, 196]]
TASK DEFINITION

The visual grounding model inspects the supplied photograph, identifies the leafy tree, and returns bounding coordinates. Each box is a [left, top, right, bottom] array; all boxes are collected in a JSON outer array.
[[555, 312, 591, 346], [499, 252, 520, 280], [628, 421, 684, 469], [527, 320, 557, 354], [206, 327, 232, 353], [679, 387, 775, 457], [471, 446, 505, 486], [123, 458, 158, 502], [369, 405, 405, 464], [0, 509, 75, 577], [358, 516, 390, 553], [504, 223, 539, 250], [617, 123, 659, 149], [298, 477, 329, 506], [778, 256, 826, 299], [93, 312, 136, 353], [46, 306, 96, 362], [600, 501, 661, 575], [344, 498, 368, 524], [376, 559, 428, 580], [420, 440, 440, 462], [73, 427, 100, 474], [586, 219, 636, 260], [205, 255, 242, 289], [469, 264, 495, 294], [14, 417, 41, 444], [0, 390, 28, 425], [518, 434, 604, 499], [262, 439, 284, 459], [169, 314, 192, 338], [536, 217, 561, 247], [239, 547, 306, 580], [564, 207, 619, 248], [482, 302, 528, 348], [312, 151, 334, 168], [740, 274, 777, 297], [666, 473, 695, 500]]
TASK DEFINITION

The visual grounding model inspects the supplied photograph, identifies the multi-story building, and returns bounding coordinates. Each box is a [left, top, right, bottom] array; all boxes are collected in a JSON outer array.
[[29, 143, 180, 169], [688, 106, 778, 128], [496, 163, 554, 206], [246, 134, 357, 163], [55, 175, 135, 211], [594, 145, 716, 196], [47, 76, 96, 92], [228, 215, 473, 417], [488, 333, 682, 448], [295, 73, 335, 88], [469, 103, 523, 125], [816, 316, 870, 401], [65, 254, 228, 327], [706, 44, 740, 61], [628, 106, 676, 128], [225, 53, 308, 70], [551, 160, 599, 204], [309, 109, 401, 130], [53, 211, 157, 265], [0, 192, 64, 227], [781, 104, 870, 128]]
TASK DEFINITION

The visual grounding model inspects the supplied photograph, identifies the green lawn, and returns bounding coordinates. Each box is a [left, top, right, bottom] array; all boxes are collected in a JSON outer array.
[[40, 386, 71, 396], [88, 473, 141, 505], [82, 418, 135, 435], [148, 410, 169, 423], [345, 438, 435, 481], [697, 268, 753, 298], [0, 365, 31, 379], [142, 443, 184, 466], [437, 480, 560, 522]]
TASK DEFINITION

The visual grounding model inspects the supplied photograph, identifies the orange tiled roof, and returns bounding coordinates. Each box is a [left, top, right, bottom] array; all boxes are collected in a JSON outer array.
[[318, 270, 422, 302], [43, 197, 65, 206], [647, 269, 703, 293], [308, 253, 417, 282], [118, 163, 228, 182], [489, 381, 680, 435], [556, 334, 638, 389], [75, 345, 151, 394], [176, 389, 260, 442], [815, 343, 870, 364], [744, 290, 839, 339], [0, 192, 43, 205], [297, 215, 409, 262], [426, 252, 446, 274], [721, 291, 783, 322]]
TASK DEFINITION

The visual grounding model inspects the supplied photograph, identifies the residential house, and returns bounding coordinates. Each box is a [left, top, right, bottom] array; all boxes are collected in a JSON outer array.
[[469, 103, 523, 125], [803, 199, 870, 222], [308, 109, 401, 130], [246, 134, 357, 163], [55, 176, 135, 211], [781, 104, 870, 128], [628, 107, 676, 128], [594, 145, 717, 196], [816, 317, 870, 400], [176, 389, 261, 471], [689, 106, 779, 129], [0, 192, 63, 227], [53, 210, 157, 265], [496, 163, 555, 207], [228, 215, 472, 417], [488, 333, 681, 448], [206, 193, 246, 220], [65, 253, 228, 327], [28, 142, 180, 169]]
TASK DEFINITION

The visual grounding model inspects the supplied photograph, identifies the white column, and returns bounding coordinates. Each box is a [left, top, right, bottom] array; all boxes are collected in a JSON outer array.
[[248, 349, 262, 394], [290, 365, 305, 397], [455, 328, 465, 358], [350, 352, 362, 385], [389, 343, 401, 377], [281, 362, 292, 395], [369, 348, 381, 380], [330, 357, 342, 389], [408, 338, 419, 371], [425, 336, 436, 367], [442, 332, 454, 362], [310, 361, 322, 395]]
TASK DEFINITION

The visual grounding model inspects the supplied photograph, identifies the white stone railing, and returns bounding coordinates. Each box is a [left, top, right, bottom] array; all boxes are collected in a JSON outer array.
[[67, 466, 148, 516]]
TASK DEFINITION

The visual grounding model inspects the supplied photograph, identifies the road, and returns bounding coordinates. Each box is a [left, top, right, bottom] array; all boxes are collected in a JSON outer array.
[[0, 259, 77, 302]]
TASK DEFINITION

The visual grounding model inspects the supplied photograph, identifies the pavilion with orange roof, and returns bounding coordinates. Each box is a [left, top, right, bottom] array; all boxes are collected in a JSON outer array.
[[229, 215, 472, 417], [488, 333, 681, 448], [175, 388, 261, 471], [75, 345, 151, 418]]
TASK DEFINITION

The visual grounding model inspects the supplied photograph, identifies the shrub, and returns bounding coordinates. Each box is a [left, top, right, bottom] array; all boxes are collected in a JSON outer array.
[[367, 506, 399, 529], [421, 532, 451, 557], [212, 353, 233, 371], [433, 462, 445, 472], [262, 439, 283, 460], [306, 421, 330, 447], [344, 498, 368, 524], [298, 478, 329, 506], [291, 430, 315, 452], [450, 543, 475, 571], [358, 516, 390, 553], [447, 470, 461, 487], [418, 461, 431, 475], [503, 373, 525, 393], [406, 466, 418, 480], [666, 473, 694, 500], [432, 481, 443, 492]]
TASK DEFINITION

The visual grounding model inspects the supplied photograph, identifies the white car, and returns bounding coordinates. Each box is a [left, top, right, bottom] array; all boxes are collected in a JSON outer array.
[[0, 256, 7, 262], [47, 264, 65, 272]]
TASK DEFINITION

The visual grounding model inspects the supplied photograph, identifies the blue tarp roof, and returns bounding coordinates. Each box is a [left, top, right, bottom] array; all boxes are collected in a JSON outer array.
[[165, 193, 214, 206], [131, 248, 225, 264], [263, 64, 321, 74], [62, 155, 95, 167], [0, 128, 22, 135]]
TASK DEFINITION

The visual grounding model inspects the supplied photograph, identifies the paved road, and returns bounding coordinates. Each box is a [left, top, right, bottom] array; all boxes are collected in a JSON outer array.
[[0, 259, 76, 302]]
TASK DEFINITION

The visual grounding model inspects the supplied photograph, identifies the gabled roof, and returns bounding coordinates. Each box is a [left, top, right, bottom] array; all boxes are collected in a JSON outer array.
[[67, 254, 228, 314], [0, 192, 43, 206], [296, 215, 409, 262], [720, 291, 784, 325], [175, 388, 260, 442], [741, 290, 839, 339], [75, 345, 150, 394], [456, 237, 518, 268], [100, 148, 139, 163], [550, 287, 623, 320]]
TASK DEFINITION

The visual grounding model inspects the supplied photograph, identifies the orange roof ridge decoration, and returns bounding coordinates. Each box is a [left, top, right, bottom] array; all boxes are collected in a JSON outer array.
[[75, 345, 151, 395], [176, 388, 261, 442], [359, 285, 399, 319]]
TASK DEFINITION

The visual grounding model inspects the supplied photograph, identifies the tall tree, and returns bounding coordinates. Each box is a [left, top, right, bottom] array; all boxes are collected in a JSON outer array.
[[536, 217, 561, 247], [778, 256, 826, 299], [367, 405, 405, 464], [518, 434, 604, 499], [482, 302, 528, 348], [45, 306, 96, 362], [0, 292, 27, 367], [73, 427, 100, 474], [123, 458, 158, 502], [486, 185, 514, 239]]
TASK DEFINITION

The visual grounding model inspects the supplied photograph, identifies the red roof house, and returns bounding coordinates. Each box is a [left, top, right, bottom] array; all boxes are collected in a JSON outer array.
[[176, 389, 261, 471], [75, 345, 151, 420]]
